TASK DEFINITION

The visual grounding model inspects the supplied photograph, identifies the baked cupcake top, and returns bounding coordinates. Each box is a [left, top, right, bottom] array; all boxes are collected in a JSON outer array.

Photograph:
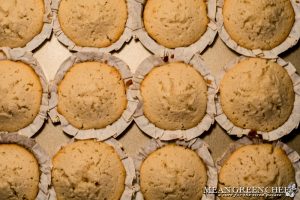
[[0, 144, 40, 200], [143, 0, 208, 48], [140, 144, 207, 200], [223, 0, 295, 50], [0, 0, 44, 48], [0, 60, 42, 132], [219, 144, 295, 200], [58, 0, 127, 48], [220, 58, 294, 132], [52, 140, 126, 200], [57, 61, 127, 130], [141, 62, 207, 130]]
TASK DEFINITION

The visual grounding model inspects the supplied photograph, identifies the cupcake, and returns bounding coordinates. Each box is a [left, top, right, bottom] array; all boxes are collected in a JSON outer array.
[[52, 140, 127, 200], [0, 60, 43, 132], [0, 0, 45, 48], [143, 0, 209, 48], [0, 144, 40, 200], [218, 143, 296, 200], [133, 55, 216, 141], [57, 0, 127, 48], [222, 0, 295, 50], [57, 61, 127, 130], [219, 57, 294, 132], [141, 62, 208, 130], [140, 144, 208, 200]]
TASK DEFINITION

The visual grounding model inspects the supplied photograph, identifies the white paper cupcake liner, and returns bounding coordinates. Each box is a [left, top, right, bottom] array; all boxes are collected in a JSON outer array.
[[51, 0, 136, 53], [215, 56, 300, 141], [16, 0, 53, 52], [134, 138, 218, 200], [0, 133, 52, 200], [0, 48, 49, 138], [48, 51, 138, 140], [216, 0, 300, 58], [132, 0, 218, 58], [133, 54, 217, 141], [49, 138, 136, 200], [216, 137, 300, 200]]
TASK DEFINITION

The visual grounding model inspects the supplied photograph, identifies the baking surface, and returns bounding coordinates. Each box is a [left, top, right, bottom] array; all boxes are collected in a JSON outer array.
[[33, 35, 300, 160]]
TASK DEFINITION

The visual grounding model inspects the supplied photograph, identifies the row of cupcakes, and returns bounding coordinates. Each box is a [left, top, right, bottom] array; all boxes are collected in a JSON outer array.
[[1, 133, 299, 200], [0, 48, 299, 142], [52, 0, 300, 58], [1, 0, 299, 58]]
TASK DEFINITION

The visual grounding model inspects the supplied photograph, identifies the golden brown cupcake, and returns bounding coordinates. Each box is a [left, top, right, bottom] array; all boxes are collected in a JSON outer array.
[[0, 60, 42, 132], [0, 0, 44, 48], [58, 0, 127, 48], [219, 144, 295, 200], [223, 0, 295, 50], [57, 61, 127, 130], [52, 140, 126, 200], [140, 145, 207, 200], [0, 144, 40, 200], [143, 0, 208, 48], [141, 62, 207, 130], [220, 58, 294, 132]]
